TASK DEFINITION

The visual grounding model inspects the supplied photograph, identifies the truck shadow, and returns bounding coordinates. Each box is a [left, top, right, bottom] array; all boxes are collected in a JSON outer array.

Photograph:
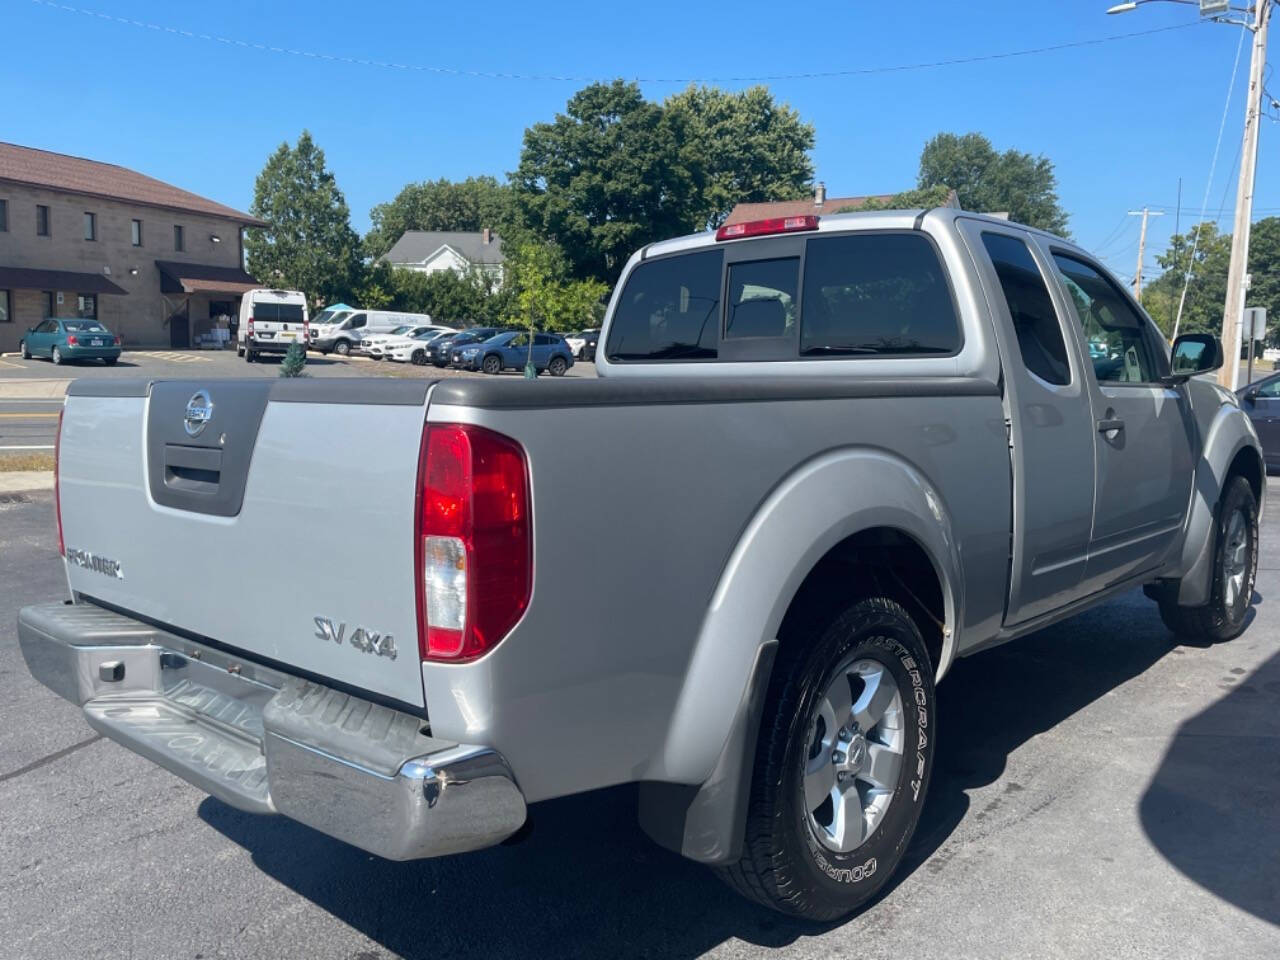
[[198, 588, 1182, 959], [1137, 648, 1280, 926]]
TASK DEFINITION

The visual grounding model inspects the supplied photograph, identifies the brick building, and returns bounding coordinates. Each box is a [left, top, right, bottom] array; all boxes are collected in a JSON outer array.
[[0, 142, 263, 353]]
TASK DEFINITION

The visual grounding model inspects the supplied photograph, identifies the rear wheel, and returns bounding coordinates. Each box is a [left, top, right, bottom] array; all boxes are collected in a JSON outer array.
[[334, 340, 350, 356], [103, 357, 118, 366], [548, 356, 568, 377], [51, 347, 63, 365], [482, 354, 502, 376], [1158, 476, 1258, 643], [245, 348, 256, 363], [719, 596, 935, 921], [236, 343, 245, 357]]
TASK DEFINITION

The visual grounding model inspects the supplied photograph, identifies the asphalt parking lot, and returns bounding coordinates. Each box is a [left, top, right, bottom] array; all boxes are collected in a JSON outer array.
[[0, 347, 596, 449], [1, 482, 1277, 959]]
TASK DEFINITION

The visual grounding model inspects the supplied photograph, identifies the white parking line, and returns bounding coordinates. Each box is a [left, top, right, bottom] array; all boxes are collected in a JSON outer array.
[[130, 351, 213, 363], [0, 445, 55, 450]]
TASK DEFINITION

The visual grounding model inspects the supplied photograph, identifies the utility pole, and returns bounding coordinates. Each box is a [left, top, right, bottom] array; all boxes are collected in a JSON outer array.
[[1220, 0, 1272, 390], [1128, 207, 1164, 299]]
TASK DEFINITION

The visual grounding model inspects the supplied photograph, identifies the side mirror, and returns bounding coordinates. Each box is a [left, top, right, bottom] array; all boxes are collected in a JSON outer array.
[[1167, 332, 1223, 383], [1243, 386, 1259, 403]]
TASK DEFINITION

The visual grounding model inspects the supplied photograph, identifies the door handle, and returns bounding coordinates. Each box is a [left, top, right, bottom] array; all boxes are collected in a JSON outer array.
[[1097, 418, 1125, 434]]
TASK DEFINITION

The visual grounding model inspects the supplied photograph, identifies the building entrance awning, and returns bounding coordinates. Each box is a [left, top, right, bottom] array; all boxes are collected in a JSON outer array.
[[0, 265, 127, 294], [156, 260, 259, 296]]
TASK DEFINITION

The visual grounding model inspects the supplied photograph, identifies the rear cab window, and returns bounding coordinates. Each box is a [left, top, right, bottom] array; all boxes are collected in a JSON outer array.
[[604, 233, 960, 363]]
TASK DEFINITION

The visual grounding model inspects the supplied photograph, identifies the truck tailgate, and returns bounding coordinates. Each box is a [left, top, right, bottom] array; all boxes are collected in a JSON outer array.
[[57, 378, 430, 709]]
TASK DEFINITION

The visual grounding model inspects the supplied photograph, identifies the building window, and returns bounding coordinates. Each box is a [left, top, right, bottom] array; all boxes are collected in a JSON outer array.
[[174, 224, 185, 251], [84, 212, 96, 241], [0, 290, 10, 324], [0, 199, 7, 232], [131, 219, 143, 247], [43, 291, 55, 319], [77, 294, 97, 320], [36, 204, 49, 236]]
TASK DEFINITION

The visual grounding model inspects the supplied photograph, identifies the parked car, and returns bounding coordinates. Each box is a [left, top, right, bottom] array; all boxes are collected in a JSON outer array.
[[453, 331, 574, 376], [580, 329, 600, 362], [388, 330, 455, 365], [238, 289, 308, 362], [19, 209, 1262, 922], [19, 318, 121, 365], [565, 328, 600, 360], [361, 324, 449, 358], [1237, 372, 1280, 469], [311, 310, 434, 356], [426, 326, 506, 367]]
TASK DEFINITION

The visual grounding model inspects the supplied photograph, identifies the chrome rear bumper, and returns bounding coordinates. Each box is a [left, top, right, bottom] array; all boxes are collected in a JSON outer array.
[[17, 602, 526, 860]]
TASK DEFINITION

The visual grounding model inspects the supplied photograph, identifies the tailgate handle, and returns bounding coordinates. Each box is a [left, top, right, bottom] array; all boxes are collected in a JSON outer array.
[[164, 444, 222, 494]]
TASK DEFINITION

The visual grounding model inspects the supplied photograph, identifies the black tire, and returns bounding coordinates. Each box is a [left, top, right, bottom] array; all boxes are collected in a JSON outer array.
[[236, 343, 245, 357], [482, 354, 502, 376], [334, 340, 350, 356], [719, 596, 935, 921], [103, 357, 118, 366], [411, 350, 426, 366], [51, 347, 63, 366], [245, 348, 256, 363], [1158, 475, 1258, 643], [548, 356, 568, 377]]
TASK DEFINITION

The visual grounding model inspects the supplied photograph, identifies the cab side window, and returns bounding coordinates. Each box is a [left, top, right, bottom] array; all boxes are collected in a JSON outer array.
[[1257, 378, 1280, 399], [1052, 253, 1164, 384], [980, 232, 1070, 386]]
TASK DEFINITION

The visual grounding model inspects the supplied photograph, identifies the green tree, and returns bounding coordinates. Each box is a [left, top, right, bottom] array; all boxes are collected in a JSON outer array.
[[364, 176, 514, 259], [387, 265, 508, 325], [917, 132, 1069, 235], [1141, 223, 1232, 337], [1143, 217, 1280, 344], [246, 132, 362, 309], [278, 341, 308, 377], [502, 241, 608, 332], [664, 84, 815, 230], [513, 81, 691, 283]]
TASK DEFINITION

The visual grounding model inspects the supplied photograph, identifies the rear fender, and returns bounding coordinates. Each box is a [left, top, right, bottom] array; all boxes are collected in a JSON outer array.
[[639, 448, 961, 861]]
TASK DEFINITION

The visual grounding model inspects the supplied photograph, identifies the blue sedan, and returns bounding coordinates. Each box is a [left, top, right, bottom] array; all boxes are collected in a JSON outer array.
[[20, 318, 122, 365], [453, 332, 575, 376]]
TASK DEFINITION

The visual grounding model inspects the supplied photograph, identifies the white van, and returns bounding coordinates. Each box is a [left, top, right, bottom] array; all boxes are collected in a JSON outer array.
[[311, 309, 433, 356], [238, 289, 309, 363]]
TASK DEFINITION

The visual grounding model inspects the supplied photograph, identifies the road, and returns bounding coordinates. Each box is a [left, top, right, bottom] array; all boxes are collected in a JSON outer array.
[[0, 400, 62, 449], [1, 488, 1277, 959]]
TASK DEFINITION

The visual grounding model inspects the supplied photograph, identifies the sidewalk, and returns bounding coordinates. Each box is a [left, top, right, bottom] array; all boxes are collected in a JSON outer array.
[[0, 471, 53, 493], [0, 379, 70, 400]]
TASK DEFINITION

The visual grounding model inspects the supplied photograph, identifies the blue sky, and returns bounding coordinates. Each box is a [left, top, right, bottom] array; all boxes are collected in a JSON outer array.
[[6, 0, 1276, 283]]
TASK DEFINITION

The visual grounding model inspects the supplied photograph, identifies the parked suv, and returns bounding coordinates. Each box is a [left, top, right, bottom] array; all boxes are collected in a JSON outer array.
[[453, 331, 574, 376], [427, 326, 505, 367]]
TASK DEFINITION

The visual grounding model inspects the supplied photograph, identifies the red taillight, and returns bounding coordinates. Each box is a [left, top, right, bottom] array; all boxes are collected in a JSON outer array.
[[113, 335, 121, 346], [66, 335, 78, 346], [247, 317, 255, 335], [415, 423, 531, 662], [715, 214, 820, 241], [54, 408, 65, 556]]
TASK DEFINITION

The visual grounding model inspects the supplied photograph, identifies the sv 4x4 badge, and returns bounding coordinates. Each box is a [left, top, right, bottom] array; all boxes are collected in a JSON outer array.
[[314, 616, 398, 660]]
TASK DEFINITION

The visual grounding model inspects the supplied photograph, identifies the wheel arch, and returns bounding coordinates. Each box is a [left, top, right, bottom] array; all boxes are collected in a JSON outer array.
[[638, 447, 962, 864], [1175, 401, 1265, 606]]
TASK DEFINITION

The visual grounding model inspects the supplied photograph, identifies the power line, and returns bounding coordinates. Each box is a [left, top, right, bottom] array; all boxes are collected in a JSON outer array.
[[27, 0, 1207, 85], [1173, 21, 1248, 340]]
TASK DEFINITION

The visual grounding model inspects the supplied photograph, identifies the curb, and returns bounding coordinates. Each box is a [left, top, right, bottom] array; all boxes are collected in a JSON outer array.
[[0, 471, 54, 493]]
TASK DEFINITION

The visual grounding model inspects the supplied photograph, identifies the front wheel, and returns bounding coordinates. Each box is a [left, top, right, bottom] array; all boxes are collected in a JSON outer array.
[[333, 340, 350, 357], [548, 356, 568, 377], [20, 340, 30, 360], [51, 347, 63, 366], [719, 596, 935, 921], [1158, 475, 1259, 642], [411, 350, 426, 366], [482, 354, 502, 376]]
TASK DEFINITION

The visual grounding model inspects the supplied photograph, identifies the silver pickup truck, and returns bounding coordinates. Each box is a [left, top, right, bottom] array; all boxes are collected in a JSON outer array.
[[18, 209, 1263, 921]]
